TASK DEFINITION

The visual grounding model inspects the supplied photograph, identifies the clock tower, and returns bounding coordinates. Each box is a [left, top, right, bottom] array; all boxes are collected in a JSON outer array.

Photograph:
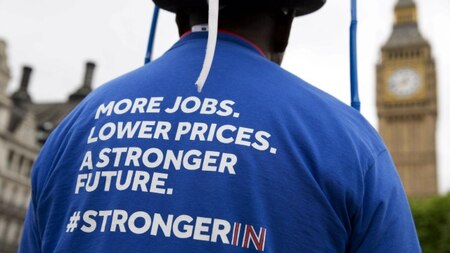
[[376, 0, 438, 197]]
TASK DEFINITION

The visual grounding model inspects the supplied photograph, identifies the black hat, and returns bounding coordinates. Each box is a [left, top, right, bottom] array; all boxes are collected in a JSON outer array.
[[153, 0, 326, 16]]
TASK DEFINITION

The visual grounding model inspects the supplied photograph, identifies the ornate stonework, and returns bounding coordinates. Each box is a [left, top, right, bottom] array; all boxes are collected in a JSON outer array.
[[0, 40, 10, 95]]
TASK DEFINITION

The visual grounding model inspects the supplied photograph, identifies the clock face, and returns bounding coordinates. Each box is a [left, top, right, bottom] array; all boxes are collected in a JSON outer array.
[[388, 68, 421, 97]]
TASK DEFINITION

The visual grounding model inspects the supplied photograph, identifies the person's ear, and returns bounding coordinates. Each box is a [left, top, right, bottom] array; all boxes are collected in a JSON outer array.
[[273, 10, 295, 53], [176, 11, 191, 36]]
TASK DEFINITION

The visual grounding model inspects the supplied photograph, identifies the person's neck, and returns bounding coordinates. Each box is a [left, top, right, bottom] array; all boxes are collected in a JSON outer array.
[[181, 9, 291, 65], [222, 29, 284, 65]]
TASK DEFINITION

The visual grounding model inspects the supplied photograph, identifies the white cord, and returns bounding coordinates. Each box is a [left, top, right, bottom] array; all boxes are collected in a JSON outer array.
[[195, 0, 219, 92]]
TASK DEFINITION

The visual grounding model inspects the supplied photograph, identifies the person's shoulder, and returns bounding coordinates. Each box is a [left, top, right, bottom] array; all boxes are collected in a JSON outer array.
[[271, 67, 387, 168]]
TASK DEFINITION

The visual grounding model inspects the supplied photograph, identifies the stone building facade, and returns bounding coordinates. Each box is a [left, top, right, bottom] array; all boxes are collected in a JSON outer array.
[[0, 39, 94, 253]]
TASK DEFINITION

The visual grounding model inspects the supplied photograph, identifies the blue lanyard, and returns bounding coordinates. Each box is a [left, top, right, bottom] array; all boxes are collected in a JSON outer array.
[[350, 0, 361, 111], [144, 5, 160, 64]]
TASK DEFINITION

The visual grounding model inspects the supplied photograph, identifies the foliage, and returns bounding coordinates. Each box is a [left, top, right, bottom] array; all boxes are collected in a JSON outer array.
[[410, 193, 450, 253]]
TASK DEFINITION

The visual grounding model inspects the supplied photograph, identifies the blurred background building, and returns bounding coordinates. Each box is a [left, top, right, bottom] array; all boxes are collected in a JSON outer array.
[[377, 0, 438, 197], [0, 39, 38, 253], [0, 41, 94, 252]]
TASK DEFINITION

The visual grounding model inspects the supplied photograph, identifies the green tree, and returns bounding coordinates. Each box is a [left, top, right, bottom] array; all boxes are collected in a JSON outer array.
[[410, 193, 450, 253]]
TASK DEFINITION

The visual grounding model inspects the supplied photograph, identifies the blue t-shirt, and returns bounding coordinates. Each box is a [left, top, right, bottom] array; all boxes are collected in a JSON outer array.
[[19, 32, 421, 252]]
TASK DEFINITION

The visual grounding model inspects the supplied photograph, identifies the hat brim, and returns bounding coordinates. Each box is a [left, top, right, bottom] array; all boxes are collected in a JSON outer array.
[[153, 0, 326, 16]]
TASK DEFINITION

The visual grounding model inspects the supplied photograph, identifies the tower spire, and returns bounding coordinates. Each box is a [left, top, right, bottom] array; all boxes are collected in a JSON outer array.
[[383, 0, 425, 49], [395, 0, 417, 25], [396, 0, 415, 8]]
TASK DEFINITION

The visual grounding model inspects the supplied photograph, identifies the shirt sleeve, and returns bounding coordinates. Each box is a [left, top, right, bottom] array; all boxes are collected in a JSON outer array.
[[348, 150, 421, 252], [18, 112, 75, 252], [18, 129, 68, 252], [18, 198, 41, 253], [18, 140, 55, 253]]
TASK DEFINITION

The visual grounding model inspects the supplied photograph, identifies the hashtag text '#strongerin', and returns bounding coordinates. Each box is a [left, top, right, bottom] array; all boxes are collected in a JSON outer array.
[[65, 209, 267, 251]]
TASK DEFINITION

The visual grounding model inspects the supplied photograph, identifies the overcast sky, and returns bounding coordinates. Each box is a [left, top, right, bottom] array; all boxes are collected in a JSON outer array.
[[0, 0, 449, 193]]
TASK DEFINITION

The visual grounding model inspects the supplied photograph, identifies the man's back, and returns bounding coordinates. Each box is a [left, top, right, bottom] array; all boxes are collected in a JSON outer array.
[[20, 32, 420, 252]]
